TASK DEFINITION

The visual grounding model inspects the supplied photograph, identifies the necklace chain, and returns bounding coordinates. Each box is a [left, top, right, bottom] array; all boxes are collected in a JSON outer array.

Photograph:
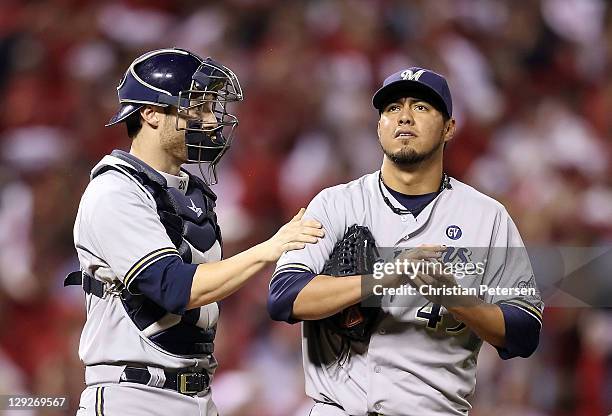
[[377, 171, 451, 216]]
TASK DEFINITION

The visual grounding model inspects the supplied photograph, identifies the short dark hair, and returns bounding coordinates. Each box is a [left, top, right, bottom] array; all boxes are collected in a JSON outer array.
[[125, 106, 173, 139], [125, 111, 143, 139]]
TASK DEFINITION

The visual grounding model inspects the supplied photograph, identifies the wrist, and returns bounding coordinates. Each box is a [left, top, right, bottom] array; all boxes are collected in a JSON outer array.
[[252, 241, 275, 263]]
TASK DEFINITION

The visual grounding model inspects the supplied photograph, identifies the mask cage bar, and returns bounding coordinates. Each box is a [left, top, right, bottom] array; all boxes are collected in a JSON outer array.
[[172, 59, 243, 184]]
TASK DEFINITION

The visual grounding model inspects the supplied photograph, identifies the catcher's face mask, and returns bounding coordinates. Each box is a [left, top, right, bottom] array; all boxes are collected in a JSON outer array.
[[107, 49, 244, 184], [171, 59, 243, 184]]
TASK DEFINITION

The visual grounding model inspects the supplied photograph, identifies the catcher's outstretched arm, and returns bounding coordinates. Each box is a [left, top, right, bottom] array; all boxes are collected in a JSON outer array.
[[187, 209, 324, 309]]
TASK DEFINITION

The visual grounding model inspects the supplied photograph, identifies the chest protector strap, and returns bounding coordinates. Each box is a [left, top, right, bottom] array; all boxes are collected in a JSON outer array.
[[69, 150, 223, 357], [100, 150, 223, 262]]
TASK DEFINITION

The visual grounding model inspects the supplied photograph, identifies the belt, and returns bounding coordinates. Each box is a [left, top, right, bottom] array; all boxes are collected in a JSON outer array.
[[121, 366, 210, 396]]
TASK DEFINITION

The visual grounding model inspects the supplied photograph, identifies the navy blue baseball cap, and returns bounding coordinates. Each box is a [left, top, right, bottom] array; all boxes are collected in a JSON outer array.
[[372, 67, 452, 117]]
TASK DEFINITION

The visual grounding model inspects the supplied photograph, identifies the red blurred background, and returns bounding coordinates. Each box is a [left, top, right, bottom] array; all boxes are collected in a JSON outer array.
[[0, 0, 610, 415]]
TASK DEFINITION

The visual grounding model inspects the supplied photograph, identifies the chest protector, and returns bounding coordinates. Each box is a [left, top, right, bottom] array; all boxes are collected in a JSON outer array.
[[93, 150, 222, 357]]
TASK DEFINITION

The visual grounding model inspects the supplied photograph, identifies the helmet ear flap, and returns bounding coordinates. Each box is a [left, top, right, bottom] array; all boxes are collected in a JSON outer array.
[[106, 103, 143, 127]]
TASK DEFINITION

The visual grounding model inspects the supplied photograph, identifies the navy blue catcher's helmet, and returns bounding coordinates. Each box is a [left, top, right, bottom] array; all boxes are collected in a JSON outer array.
[[107, 48, 243, 183]]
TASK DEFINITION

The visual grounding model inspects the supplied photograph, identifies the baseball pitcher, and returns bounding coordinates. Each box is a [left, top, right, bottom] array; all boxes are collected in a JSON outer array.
[[268, 68, 544, 416]]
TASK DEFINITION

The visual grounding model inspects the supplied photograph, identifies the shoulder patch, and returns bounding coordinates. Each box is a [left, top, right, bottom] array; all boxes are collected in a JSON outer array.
[[446, 225, 462, 240]]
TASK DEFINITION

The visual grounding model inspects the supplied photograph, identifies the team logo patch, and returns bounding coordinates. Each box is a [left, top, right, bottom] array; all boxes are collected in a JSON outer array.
[[446, 225, 462, 240], [401, 69, 426, 81], [188, 199, 203, 217]]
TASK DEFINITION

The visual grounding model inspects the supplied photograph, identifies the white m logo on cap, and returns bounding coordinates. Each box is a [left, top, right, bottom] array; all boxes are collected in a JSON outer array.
[[400, 69, 426, 81]]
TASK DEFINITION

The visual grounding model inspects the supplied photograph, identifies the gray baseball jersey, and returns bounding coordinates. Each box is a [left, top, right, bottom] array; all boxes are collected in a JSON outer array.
[[73, 154, 221, 415], [273, 171, 544, 416]]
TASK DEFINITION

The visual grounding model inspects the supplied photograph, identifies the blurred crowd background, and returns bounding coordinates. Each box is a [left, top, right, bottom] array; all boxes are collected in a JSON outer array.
[[0, 0, 611, 415]]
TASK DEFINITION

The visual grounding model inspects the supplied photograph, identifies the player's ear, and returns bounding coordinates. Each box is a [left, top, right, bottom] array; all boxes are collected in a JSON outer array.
[[442, 117, 456, 143], [140, 106, 161, 129]]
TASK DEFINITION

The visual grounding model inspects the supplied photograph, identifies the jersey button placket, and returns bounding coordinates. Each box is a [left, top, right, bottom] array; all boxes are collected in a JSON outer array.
[[374, 365, 382, 373]]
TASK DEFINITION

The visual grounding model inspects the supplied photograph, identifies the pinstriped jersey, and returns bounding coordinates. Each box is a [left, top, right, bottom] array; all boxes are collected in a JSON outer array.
[[73, 155, 220, 371], [273, 171, 544, 416]]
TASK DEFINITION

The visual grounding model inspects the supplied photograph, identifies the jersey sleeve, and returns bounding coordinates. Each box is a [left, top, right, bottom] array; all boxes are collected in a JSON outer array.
[[268, 189, 348, 323], [132, 255, 197, 314], [78, 171, 181, 290], [272, 189, 346, 280], [483, 209, 544, 326], [267, 270, 317, 323], [496, 303, 541, 359]]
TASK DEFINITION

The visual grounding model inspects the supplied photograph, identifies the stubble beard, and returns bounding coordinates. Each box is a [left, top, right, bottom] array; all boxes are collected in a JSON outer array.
[[160, 117, 188, 163], [381, 136, 444, 167]]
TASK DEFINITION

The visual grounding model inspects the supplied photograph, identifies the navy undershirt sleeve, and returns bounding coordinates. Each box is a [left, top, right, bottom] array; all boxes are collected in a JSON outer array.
[[268, 270, 317, 323], [495, 303, 541, 359], [132, 256, 197, 315], [383, 184, 437, 217]]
